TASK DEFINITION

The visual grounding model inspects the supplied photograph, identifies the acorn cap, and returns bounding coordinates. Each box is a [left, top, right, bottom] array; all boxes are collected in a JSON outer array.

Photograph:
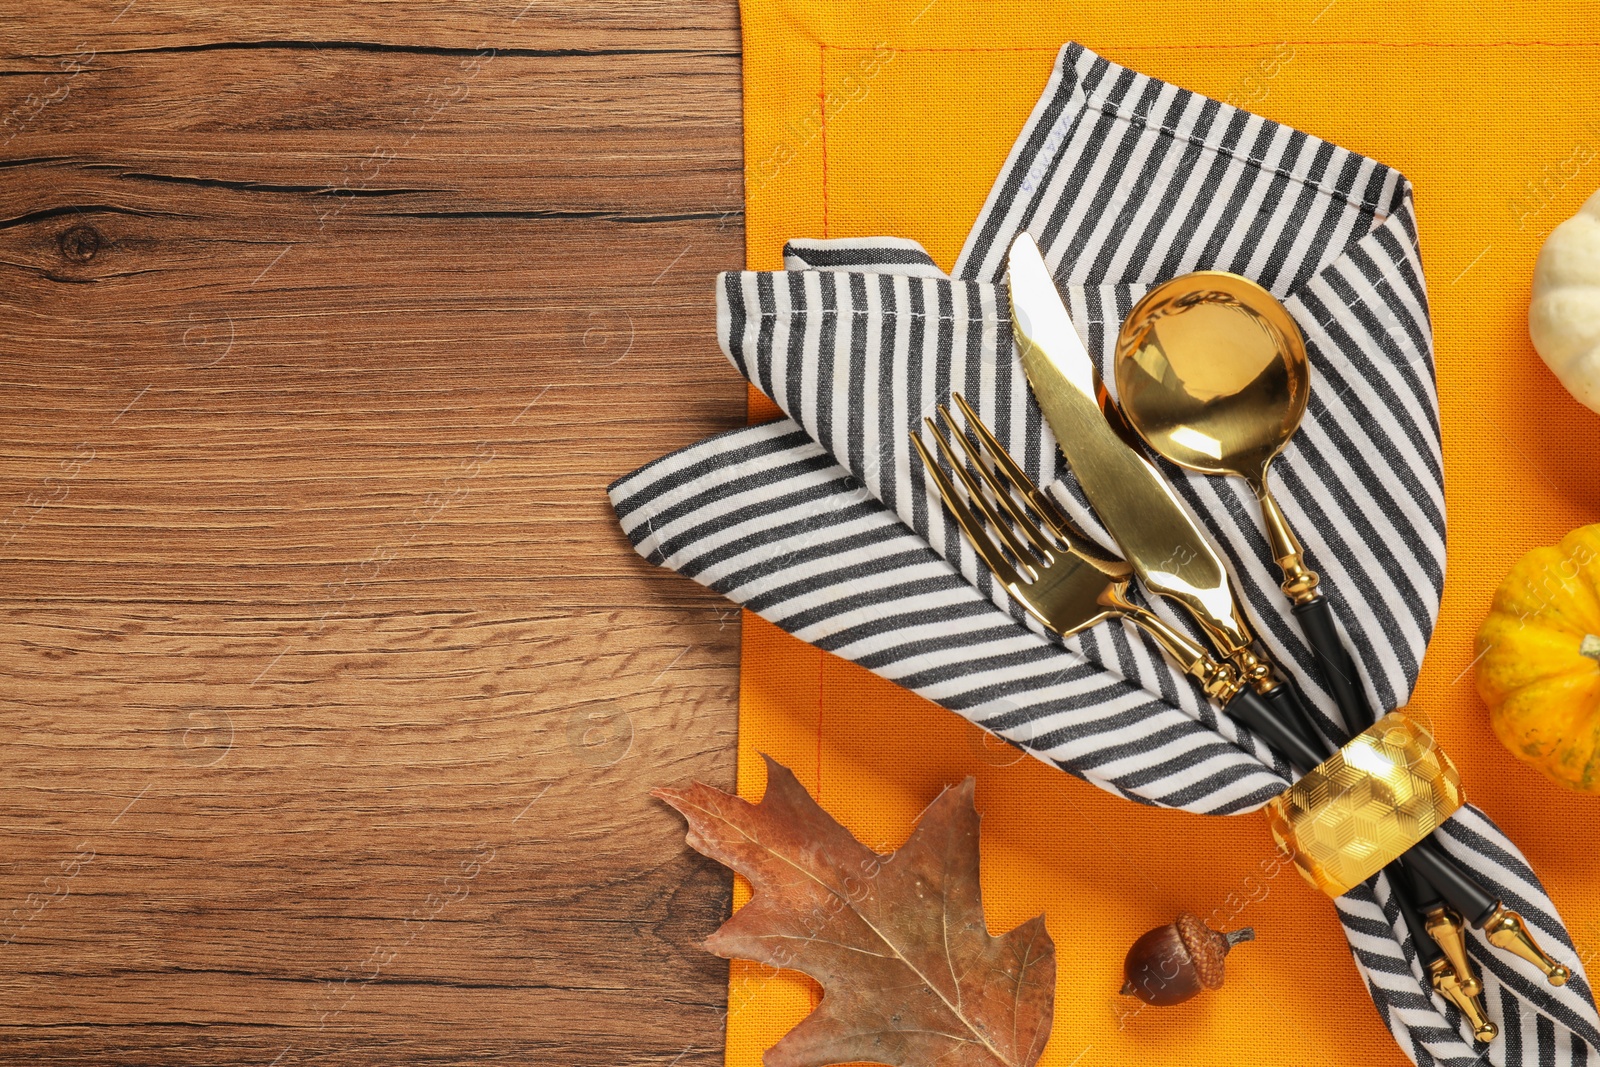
[[1175, 911, 1251, 990]]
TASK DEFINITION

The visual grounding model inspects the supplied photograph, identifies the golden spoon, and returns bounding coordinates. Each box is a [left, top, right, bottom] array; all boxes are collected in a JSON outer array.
[[1111, 272, 1316, 605], [1108, 273, 1360, 736], [1109, 273, 1372, 725]]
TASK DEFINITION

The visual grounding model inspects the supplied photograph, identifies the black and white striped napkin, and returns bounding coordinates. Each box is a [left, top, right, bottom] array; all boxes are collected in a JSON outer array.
[[610, 43, 1600, 1064]]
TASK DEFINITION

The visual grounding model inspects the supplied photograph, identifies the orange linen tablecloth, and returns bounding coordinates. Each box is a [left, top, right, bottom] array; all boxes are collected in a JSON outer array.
[[726, 3, 1600, 1064]]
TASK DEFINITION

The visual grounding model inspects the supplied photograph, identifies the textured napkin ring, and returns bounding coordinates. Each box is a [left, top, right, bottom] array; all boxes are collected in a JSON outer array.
[[1265, 711, 1464, 897]]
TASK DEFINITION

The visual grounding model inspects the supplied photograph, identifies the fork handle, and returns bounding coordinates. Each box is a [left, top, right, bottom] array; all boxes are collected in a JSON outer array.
[[1262, 679, 1335, 761], [1225, 687, 1329, 773], [1102, 587, 1213, 681]]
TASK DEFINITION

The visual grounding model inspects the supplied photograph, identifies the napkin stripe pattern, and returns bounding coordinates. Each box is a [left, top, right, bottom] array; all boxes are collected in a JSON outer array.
[[717, 208, 1444, 737], [782, 236, 950, 277], [611, 41, 1598, 1064], [609, 421, 1293, 814]]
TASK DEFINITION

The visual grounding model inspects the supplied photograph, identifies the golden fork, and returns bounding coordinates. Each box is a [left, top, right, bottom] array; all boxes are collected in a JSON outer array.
[[910, 395, 1243, 707], [914, 394, 1389, 778]]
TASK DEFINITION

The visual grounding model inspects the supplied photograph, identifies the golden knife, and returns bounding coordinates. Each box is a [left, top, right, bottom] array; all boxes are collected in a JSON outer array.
[[1006, 232, 1257, 664]]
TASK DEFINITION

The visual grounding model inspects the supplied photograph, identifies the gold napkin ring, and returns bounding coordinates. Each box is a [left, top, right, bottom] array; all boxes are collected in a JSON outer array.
[[1264, 711, 1464, 897]]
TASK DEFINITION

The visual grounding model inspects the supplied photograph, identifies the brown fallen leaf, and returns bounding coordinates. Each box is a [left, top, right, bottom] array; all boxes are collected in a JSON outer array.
[[653, 755, 1055, 1067]]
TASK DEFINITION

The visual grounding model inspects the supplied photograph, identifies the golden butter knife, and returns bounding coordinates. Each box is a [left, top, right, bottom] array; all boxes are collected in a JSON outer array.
[[1007, 232, 1257, 663]]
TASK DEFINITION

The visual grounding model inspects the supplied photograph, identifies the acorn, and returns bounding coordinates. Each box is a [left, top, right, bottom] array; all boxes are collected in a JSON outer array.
[[1120, 911, 1254, 1006]]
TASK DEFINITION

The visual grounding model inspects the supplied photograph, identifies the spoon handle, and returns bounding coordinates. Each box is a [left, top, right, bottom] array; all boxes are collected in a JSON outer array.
[[1293, 596, 1372, 732], [1257, 487, 1321, 603]]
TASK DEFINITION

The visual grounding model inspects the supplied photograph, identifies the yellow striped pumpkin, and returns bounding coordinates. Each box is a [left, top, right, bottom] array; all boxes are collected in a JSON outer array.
[[1477, 525, 1600, 793]]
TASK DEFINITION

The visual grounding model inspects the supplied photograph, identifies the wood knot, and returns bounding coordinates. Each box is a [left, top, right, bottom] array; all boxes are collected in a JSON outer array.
[[59, 224, 102, 262]]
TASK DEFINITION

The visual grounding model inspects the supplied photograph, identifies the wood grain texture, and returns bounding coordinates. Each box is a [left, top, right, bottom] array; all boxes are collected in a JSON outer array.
[[0, 4, 746, 1063]]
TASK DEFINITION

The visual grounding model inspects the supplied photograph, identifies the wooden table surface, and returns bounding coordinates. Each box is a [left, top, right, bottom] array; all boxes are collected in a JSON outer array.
[[0, 5, 747, 1063]]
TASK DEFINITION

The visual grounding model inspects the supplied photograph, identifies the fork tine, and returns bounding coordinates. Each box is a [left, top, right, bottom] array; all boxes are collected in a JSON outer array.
[[951, 393, 1033, 497], [936, 402, 1055, 559], [951, 392, 1074, 537], [950, 392, 1132, 580], [909, 429, 1024, 588], [924, 416, 1042, 577]]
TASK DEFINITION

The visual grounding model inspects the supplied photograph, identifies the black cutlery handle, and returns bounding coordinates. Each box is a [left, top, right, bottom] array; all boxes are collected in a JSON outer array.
[[1226, 686, 1328, 774], [1294, 595, 1372, 732], [1390, 861, 1446, 968], [1262, 678, 1335, 761], [1404, 856, 1446, 912], [1399, 838, 1498, 927]]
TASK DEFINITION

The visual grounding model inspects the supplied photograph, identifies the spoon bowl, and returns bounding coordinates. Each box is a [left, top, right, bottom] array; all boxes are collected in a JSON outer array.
[[1113, 271, 1309, 493], [1114, 271, 1319, 604]]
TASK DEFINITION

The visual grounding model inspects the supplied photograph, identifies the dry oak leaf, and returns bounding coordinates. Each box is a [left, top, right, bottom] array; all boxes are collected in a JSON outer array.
[[653, 755, 1055, 1067]]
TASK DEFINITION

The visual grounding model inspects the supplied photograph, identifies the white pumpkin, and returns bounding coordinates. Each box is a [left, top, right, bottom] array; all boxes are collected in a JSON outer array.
[[1531, 188, 1600, 413]]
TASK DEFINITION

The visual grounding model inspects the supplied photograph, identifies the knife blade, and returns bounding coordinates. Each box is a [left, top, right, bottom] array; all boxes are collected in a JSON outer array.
[[1006, 231, 1255, 658]]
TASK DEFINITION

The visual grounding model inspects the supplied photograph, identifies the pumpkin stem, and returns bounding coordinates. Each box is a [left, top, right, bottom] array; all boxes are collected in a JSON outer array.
[[1582, 636, 1600, 662]]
